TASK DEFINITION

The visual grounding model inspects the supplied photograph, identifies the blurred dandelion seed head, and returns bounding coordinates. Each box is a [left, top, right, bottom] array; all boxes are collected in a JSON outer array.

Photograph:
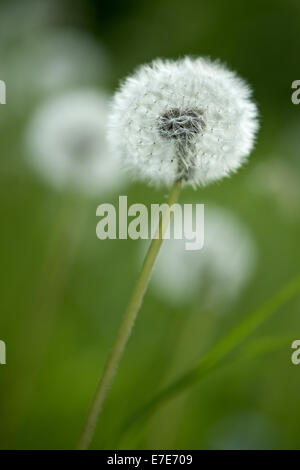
[[26, 89, 125, 196], [0, 0, 59, 42], [247, 157, 300, 217], [151, 205, 256, 309], [1, 28, 109, 116], [108, 57, 259, 187]]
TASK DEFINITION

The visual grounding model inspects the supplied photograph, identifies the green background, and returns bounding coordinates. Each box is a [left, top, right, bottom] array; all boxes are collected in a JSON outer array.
[[0, 0, 300, 449]]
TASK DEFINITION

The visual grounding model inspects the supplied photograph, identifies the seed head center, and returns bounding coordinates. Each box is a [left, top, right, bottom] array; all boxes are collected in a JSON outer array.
[[158, 107, 205, 140]]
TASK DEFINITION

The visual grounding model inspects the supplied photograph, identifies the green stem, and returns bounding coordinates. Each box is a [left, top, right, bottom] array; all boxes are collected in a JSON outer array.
[[77, 179, 182, 450]]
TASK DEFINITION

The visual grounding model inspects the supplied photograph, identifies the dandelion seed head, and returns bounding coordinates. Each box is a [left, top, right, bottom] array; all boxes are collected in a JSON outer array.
[[26, 89, 125, 196], [1, 27, 109, 117], [150, 205, 256, 310], [108, 57, 259, 187]]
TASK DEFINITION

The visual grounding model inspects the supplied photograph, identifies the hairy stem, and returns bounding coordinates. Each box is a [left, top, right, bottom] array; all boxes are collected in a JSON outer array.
[[77, 179, 182, 450]]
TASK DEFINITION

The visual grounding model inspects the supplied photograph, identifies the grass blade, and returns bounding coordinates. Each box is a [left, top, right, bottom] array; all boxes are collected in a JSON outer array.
[[119, 274, 300, 446]]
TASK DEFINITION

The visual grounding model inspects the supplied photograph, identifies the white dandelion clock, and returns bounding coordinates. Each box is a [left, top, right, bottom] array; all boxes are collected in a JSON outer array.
[[26, 89, 124, 196], [108, 57, 259, 187], [151, 206, 256, 309]]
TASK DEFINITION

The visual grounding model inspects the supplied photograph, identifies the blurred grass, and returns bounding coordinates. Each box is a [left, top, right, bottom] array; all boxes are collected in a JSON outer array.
[[118, 275, 300, 447], [0, 0, 300, 450]]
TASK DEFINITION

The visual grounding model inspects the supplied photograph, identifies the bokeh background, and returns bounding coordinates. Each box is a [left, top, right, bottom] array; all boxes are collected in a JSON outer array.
[[1, 0, 300, 450]]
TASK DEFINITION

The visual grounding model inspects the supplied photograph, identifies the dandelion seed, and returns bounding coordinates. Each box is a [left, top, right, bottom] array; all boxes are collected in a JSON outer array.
[[108, 57, 259, 187]]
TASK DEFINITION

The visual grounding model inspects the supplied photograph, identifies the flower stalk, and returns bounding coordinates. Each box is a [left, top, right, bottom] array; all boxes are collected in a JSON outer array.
[[77, 179, 182, 450]]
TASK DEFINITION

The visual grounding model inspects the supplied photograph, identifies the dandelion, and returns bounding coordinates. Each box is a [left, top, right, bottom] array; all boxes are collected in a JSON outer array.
[[26, 89, 124, 196], [1, 28, 108, 117], [151, 205, 256, 309], [21, 29, 108, 95], [108, 57, 258, 187], [248, 157, 300, 217], [78, 57, 259, 449]]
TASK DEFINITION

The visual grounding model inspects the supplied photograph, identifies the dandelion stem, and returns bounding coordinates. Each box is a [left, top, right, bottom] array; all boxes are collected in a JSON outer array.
[[77, 179, 182, 450]]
